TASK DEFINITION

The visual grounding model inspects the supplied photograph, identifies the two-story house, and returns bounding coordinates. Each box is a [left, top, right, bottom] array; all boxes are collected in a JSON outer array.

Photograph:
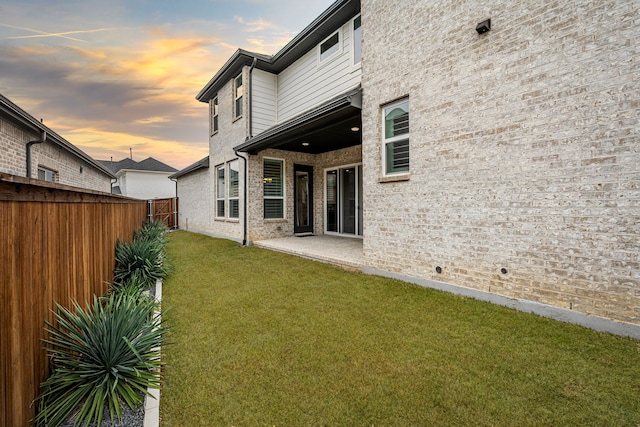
[[176, 0, 362, 243], [176, 0, 640, 337], [100, 157, 178, 199], [0, 93, 113, 192]]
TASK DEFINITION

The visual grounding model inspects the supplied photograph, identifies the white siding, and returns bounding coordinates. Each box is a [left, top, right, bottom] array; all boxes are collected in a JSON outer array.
[[276, 18, 361, 124], [117, 170, 176, 199], [251, 69, 277, 135]]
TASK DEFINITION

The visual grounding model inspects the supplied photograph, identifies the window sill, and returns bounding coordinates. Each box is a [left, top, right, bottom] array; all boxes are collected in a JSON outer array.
[[378, 173, 410, 183], [232, 115, 243, 123], [263, 218, 287, 223], [215, 217, 240, 223], [210, 130, 218, 137]]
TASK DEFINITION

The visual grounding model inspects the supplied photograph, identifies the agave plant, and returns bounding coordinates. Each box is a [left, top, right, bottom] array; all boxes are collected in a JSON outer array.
[[114, 237, 169, 288], [34, 293, 165, 427]]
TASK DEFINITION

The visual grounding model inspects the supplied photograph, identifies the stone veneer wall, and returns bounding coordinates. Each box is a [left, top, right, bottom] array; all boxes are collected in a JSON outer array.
[[1, 117, 111, 192], [361, 0, 639, 324]]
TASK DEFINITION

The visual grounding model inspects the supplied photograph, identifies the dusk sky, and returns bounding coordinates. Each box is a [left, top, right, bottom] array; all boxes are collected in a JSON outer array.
[[0, 0, 334, 170]]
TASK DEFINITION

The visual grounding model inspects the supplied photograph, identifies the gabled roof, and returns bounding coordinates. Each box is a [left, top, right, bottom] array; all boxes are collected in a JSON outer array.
[[196, 0, 360, 102], [99, 157, 178, 174], [169, 156, 209, 179], [0, 93, 115, 178]]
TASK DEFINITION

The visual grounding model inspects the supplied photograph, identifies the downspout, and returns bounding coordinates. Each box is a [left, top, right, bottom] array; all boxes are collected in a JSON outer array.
[[170, 177, 178, 230], [26, 130, 47, 178], [236, 56, 258, 247], [110, 178, 117, 194]]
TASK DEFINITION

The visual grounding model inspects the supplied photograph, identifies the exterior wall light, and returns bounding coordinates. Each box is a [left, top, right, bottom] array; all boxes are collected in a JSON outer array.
[[476, 19, 491, 34]]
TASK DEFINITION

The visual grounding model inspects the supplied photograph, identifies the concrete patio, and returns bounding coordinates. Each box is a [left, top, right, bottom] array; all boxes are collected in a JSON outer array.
[[253, 234, 364, 270]]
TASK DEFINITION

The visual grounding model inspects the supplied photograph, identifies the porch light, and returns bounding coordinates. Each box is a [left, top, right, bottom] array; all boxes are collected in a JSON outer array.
[[351, 126, 360, 132], [302, 141, 310, 146]]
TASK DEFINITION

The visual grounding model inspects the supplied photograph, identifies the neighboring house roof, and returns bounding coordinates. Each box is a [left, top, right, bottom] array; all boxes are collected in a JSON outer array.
[[169, 156, 210, 179], [0, 93, 115, 178], [196, 0, 360, 102], [99, 157, 178, 174]]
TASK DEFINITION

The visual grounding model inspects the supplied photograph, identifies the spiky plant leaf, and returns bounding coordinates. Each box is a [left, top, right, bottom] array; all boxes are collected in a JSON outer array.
[[33, 293, 165, 427]]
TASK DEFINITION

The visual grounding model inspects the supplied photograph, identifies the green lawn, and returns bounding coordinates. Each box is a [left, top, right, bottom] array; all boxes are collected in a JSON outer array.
[[160, 231, 640, 426]]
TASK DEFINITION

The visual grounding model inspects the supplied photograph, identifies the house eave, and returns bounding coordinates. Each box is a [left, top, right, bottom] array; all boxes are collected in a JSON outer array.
[[0, 94, 115, 179], [196, 0, 360, 103], [234, 86, 361, 155]]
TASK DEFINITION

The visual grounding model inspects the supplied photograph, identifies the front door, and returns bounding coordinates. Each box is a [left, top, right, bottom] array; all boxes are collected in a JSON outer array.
[[294, 164, 313, 234]]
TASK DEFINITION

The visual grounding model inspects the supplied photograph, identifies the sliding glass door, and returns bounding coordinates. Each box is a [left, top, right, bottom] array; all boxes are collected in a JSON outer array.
[[325, 165, 362, 236]]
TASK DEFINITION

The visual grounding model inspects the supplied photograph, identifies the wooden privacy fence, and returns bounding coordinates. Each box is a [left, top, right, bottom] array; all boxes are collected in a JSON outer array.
[[148, 197, 178, 229], [0, 174, 147, 427]]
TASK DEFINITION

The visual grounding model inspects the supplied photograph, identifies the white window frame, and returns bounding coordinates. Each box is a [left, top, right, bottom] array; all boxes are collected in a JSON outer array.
[[352, 14, 362, 66], [210, 95, 219, 135], [37, 166, 57, 182], [228, 159, 240, 219], [318, 29, 342, 65], [263, 157, 285, 220], [215, 164, 225, 218], [233, 73, 243, 119], [382, 98, 410, 176]]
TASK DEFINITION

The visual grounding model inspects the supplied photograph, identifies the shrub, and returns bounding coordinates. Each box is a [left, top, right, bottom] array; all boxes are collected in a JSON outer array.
[[134, 220, 169, 246], [114, 237, 169, 288], [34, 293, 165, 427], [108, 273, 151, 299]]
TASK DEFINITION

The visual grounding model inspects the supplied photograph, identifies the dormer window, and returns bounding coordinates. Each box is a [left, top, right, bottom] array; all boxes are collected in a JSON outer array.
[[234, 73, 243, 119], [319, 30, 340, 63]]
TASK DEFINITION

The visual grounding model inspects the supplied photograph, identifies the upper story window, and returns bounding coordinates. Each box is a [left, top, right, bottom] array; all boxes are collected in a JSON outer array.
[[234, 74, 243, 119], [210, 96, 219, 135], [353, 15, 362, 64], [319, 30, 341, 63], [37, 166, 57, 182], [383, 99, 410, 175]]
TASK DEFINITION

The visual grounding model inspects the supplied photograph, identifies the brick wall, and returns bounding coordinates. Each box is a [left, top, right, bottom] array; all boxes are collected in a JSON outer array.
[[361, 0, 639, 324], [31, 142, 111, 192], [0, 117, 28, 176], [1, 117, 111, 192], [176, 167, 212, 233]]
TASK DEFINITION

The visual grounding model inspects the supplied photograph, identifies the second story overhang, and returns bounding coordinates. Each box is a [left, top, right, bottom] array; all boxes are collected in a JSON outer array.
[[234, 86, 361, 155]]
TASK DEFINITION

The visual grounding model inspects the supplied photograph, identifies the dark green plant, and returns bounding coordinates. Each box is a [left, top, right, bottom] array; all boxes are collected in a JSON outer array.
[[114, 237, 169, 288], [108, 273, 151, 299], [34, 293, 165, 427], [134, 220, 169, 245]]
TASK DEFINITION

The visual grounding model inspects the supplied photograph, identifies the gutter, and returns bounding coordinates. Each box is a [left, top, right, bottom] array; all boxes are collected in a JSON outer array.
[[26, 130, 47, 178]]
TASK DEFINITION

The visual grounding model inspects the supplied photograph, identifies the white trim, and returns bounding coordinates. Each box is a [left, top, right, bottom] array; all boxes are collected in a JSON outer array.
[[210, 95, 219, 136], [233, 72, 243, 119], [228, 159, 240, 219], [317, 28, 342, 67], [215, 163, 225, 218], [263, 157, 285, 220], [381, 98, 410, 176], [351, 14, 362, 68]]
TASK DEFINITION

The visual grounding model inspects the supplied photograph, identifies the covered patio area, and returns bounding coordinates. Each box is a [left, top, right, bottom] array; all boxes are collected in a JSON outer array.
[[253, 234, 363, 270]]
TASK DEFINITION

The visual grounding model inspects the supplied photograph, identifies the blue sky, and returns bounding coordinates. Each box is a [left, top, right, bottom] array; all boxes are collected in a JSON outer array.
[[0, 0, 334, 169]]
